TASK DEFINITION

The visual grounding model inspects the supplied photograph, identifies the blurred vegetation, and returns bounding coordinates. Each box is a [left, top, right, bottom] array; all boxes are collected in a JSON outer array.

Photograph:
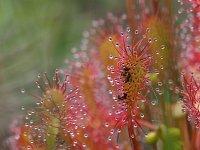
[[0, 0, 125, 138]]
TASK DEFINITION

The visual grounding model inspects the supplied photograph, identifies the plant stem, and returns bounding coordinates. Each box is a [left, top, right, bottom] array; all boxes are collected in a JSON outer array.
[[192, 128, 200, 150], [138, 120, 158, 131], [179, 117, 191, 150], [151, 0, 159, 15], [126, 0, 135, 32]]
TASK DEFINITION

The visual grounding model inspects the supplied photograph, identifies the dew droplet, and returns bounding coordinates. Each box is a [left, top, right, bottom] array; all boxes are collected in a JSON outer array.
[[109, 55, 113, 59], [131, 134, 134, 138], [117, 129, 121, 133], [21, 106, 25, 111], [108, 136, 112, 141], [140, 113, 144, 118], [141, 99, 146, 103], [127, 27, 131, 32], [145, 133, 148, 137], [109, 37, 112, 42], [84, 133, 88, 138], [178, 8, 184, 14], [82, 143, 86, 148], [158, 82, 163, 86], [146, 28, 150, 33], [161, 45, 165, 49], [151, 101, 156, 106], [110, 129, 114, 135], [21, 89, 26, 94], [115, 42, 120, 47], [148, 38, 152, 43], [37, 74, 41, 79], [109, 90, 112, 94], [175, 87, 180, 94], [158, 91, 163, 95], [116, 144, 119, 149], [105, 122, 109, 127], [168, 79, 173, 84], [23, 132, 27, 136]]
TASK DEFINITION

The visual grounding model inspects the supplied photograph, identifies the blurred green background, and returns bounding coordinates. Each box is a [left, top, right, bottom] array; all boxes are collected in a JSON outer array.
[[0, 0, 125, 142]]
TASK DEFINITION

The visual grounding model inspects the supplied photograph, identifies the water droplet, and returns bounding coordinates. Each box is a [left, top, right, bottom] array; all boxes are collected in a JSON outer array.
[[37, 74, 41, 79], [116, 144, 119, 149], [155, 88, 160, 92], [109, 55, 113, 59], [168, 79, 173, 84], [161, 45, 165, 49], [143, 34, 147, 38], [21, 89, 26, 94], [110, 129, 114, 135], [109, 37, 113, 41], [155, 70, 160, 75], [158, 82, 163, 86], [109, 90, 112, 94], [158, 91, 163, 95], [146, 28, 150, 33], [117, 129, 121, 133], [108, 136, 112, 141], [148, 38, 152, 43], [21, 106, 25, 111], [175, 87, 180, 94], [151, 101, 156, 106], [84, 133, 88, 138], [115, 42, 120, 47], [82, 143, 86, 148], [23, 132, 27, 136], [140, 113, 144, 118], [178, 8, 184, 14], [141, 99, 146, 103], [107, 76, 111, 80], [105, 122, 109, 127], [131, 134, 134, 138]]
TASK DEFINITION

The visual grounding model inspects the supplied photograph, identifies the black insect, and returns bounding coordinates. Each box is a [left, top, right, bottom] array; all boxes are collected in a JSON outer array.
[[117, 93, 127, 101], [121, 67, 131, 83], [56, 134, 65, 145]]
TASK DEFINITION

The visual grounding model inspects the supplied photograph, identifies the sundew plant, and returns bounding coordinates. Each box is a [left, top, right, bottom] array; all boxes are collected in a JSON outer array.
[[3, 0, 200, 150]]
